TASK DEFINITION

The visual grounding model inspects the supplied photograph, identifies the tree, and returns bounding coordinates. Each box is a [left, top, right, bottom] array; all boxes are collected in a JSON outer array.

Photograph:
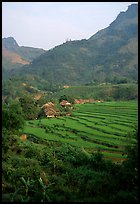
[[2, 100, 25, 157], [112, 84, 137, 100], [113, 128, 138, 202], [123, 128, 138, 170], [59, 95, 74, 104], [19, 95, 40, 120], [2, 101, 25, 132]]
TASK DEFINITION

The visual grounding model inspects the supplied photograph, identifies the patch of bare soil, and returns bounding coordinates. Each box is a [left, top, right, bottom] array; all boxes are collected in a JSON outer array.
[[2, 48, 30, 65]]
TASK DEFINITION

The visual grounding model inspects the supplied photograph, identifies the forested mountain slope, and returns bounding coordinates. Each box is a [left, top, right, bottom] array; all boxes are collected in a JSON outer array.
[[3, 4, 138, 85]]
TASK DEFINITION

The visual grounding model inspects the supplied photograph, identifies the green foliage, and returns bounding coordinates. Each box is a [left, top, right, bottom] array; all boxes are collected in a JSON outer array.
[[2, 129, 19, 157], [59, 94, 75, 104], [2, 129, 138, 202], [24, 101, 137, 161], [54, 83, 138, 101], [112, 84, 137, 100], [123, 127, 138, 172], [2, 34, 138, 203], [19, 95, 40, 120], [2, 79, 17, 99], [2, 101, 25, 132]]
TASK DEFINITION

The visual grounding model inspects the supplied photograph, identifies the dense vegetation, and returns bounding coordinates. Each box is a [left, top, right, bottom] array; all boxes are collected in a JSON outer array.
[[53, 83, 138, 101], [2, 98, 138, 202], [2, 75, 138, 105], [2, 3, 138, 202]]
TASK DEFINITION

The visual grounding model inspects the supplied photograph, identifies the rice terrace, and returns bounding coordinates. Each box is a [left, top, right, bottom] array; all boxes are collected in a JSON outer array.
[[24, 100, 138, 163], [2, 2, 138, 202]]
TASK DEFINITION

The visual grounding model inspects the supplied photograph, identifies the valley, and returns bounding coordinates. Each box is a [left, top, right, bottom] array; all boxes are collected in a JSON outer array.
[[2, 3, 138, 202]]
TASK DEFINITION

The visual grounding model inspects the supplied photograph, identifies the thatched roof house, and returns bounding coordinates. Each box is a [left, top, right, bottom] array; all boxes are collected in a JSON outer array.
[[42, 102, 59, 117], [60, 100, 72, 107], [44, 108, 59, 118], [42, 102, 54, 109]]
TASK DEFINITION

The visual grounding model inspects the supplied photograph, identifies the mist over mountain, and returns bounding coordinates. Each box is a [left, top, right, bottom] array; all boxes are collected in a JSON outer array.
[[3, 4, 138, 85]]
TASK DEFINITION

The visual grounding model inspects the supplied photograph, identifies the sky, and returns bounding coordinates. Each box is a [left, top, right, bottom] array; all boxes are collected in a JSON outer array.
[[2, 2, 138, 50]]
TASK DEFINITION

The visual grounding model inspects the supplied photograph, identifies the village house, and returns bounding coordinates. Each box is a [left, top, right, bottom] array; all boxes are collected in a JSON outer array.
[[44, 108, 58, 118], [60, 100, 72, 108], [42, 102, 54, 109], [42, 102, 59, 117]]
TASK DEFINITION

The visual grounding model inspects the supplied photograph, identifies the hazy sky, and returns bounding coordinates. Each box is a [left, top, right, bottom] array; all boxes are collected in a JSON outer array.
[[2, 2, 138, 50]]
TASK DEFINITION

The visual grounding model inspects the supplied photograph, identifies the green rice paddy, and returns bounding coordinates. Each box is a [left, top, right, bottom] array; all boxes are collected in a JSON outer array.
[[24, 101, 138, 162]]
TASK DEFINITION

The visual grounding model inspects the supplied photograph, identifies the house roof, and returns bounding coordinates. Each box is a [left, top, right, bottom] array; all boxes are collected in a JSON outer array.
[[42, 102, 54, 109], [60, 100, 72, 106]]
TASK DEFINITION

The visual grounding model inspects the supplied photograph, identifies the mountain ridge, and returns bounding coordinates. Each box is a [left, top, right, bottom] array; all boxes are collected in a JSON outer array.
[[3, 3, 138, 85], [2, 37, 46, 74]]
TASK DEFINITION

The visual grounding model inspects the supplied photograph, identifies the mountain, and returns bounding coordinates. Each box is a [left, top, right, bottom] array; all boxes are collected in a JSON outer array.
[[4, 4, 138, 85], [2, 37, 46, 76]]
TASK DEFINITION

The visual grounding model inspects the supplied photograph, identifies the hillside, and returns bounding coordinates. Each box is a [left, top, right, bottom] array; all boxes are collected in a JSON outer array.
[[2, 97, 138, 202], [2, 37, 46, 78], [8, 3, 138, 86], [2, 4, 138, 202]]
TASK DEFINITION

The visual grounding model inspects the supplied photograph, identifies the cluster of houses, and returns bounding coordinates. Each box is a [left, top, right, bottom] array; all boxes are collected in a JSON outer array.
[[20, 98, 104, 139], [41, 98, 104, 118], [41, 100, 72, 118]]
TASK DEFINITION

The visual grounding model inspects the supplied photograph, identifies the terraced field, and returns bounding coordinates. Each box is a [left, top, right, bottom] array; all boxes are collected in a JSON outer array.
[[24, 101, 138, 162]]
